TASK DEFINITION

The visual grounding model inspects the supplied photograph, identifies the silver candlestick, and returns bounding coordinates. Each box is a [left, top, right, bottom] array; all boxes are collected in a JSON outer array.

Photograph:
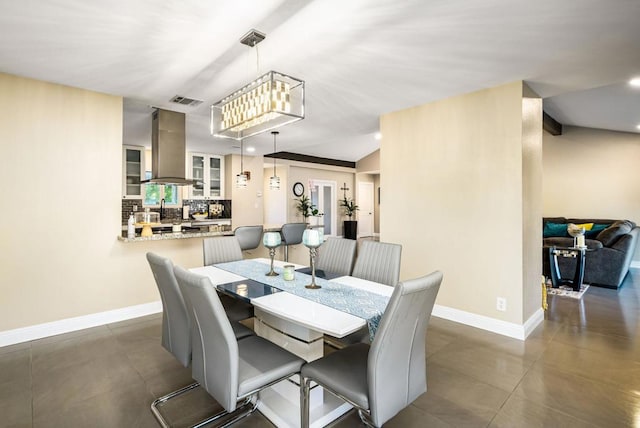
[[263, 232, 282, 276]]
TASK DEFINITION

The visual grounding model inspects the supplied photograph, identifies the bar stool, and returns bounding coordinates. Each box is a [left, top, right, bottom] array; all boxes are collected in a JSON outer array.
[[280, 222, 307, 262], [234, 225, 264, 251]]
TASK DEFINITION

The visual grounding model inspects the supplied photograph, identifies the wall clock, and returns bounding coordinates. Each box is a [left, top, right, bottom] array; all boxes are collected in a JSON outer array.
[[293, 182, 304, 197]]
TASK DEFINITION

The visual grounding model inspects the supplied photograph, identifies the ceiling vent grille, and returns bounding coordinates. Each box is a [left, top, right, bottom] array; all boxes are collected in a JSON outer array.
[[170, 95, 203, 107]]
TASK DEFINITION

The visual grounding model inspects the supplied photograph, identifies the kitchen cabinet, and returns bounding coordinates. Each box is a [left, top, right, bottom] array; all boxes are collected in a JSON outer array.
[[187, 153, 224, 199], [122, 145, 145, 198]]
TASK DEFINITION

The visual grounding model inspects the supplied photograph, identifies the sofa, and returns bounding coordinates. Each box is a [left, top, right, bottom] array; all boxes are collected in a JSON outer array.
[[542, 217, 639, 289]]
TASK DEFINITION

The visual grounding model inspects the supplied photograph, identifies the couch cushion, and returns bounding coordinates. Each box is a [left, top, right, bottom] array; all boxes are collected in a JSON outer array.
[[566, 218, 618, 225], [543, 222, 569, 238], [543, 217, 566, 226], [585, 223, 610, 238], [596, 223, 632, 247], [611, 220, 636, 229]]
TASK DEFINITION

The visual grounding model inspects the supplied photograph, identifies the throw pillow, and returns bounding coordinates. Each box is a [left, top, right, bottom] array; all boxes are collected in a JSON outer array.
[[585, 223, 610, 238], [543, 222, 568, 238], [575, 223, 594, 231], [596, 223, 632, 246]]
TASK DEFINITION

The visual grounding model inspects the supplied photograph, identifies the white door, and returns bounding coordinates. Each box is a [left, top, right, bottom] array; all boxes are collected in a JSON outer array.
[[358, 182, 374, 237], [309, 180, 337, 237]]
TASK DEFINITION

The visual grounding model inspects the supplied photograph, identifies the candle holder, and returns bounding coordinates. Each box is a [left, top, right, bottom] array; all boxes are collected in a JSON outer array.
[[262, 232, 282, 276], [302, 228, 324, 289]]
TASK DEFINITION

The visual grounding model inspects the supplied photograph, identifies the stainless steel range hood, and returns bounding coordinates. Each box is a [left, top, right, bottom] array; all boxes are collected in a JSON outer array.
[[142, 108, 198, 186]]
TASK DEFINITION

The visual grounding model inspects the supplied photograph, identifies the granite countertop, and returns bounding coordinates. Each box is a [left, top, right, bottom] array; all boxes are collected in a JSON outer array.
[[121, 218, 232, 229], [118, 230, 234, 243]]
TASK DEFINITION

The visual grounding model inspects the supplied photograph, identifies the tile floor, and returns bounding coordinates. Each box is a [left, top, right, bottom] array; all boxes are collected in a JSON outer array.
[[1, 270, 639, 428]]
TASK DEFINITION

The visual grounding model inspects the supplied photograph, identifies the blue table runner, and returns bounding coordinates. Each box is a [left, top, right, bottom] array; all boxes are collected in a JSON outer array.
[[214, 260, 389, 340]]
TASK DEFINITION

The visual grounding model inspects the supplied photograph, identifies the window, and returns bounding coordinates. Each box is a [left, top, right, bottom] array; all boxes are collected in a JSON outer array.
[[143, 172, 179, 206]]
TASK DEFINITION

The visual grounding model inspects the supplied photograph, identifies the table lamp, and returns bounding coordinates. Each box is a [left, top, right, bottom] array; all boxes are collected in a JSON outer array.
[[263, 232, 282, 276], [302, 228, 324, 289]]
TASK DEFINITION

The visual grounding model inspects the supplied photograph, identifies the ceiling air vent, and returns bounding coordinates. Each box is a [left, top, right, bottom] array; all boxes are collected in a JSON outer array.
[[169, 95, 203, 107]]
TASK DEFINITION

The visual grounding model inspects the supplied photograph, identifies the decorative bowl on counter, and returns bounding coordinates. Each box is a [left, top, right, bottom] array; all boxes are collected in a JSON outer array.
[[192, 213, 208, 221]]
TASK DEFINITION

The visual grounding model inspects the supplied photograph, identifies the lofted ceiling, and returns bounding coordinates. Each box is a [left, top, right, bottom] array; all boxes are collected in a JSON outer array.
[[1, 0, 639, 161]]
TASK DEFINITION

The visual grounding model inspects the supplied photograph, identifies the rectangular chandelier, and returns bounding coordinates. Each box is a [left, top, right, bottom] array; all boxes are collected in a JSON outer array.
[[210, 70, 304, 140]]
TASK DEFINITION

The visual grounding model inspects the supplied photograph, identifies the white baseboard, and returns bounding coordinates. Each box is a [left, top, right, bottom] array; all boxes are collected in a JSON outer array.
[[0, 301, 162, 348], [432, 305, 544, 341], [630, 261, 640, 269], [1, 299, 548, 347]]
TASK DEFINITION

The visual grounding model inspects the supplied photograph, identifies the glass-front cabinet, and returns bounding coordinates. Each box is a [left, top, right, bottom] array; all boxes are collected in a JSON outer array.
[[122, 145, 145, 198], [188, 153, 224, 199]]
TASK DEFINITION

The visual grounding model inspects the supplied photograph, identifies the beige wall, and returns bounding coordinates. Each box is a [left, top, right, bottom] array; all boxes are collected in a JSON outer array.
[[374, 174, 380, 233], [543, 126, 640, 261], [380, 81, 542, 325], [356, 149, 380, 172], [522, 97, 544, 320], [263, 164, 288, 226], [287, 164, 355, 233], [0, 73, 212, 332], [225, 154, 265, 228]]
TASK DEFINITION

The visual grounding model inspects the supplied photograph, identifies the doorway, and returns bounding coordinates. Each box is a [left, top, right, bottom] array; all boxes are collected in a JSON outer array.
[[358, 181, 374, 237], [309, 180, 337, 237]]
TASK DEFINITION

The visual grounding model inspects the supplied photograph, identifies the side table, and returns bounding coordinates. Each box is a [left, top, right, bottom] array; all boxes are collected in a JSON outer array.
[[548, 246, 588, 291]]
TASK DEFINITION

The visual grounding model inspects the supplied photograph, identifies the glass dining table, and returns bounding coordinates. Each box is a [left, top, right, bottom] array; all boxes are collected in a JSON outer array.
[[190, 258, 392, 428]]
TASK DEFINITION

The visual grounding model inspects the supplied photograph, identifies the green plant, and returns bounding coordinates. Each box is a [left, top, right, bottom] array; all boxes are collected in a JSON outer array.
[[340, 196, 359, 219], [295, 195, 315, 219]]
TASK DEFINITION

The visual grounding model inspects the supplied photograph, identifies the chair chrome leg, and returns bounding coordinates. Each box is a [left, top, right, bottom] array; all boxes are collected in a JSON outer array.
[[189, 395, 255, 428], [218, 396, 259, 428], [357, 409, 376, 428], [284, 244, 289, 262], [300, 377, 311, 428], [151, 382, 200, 428], [152, 383, 255, 428]]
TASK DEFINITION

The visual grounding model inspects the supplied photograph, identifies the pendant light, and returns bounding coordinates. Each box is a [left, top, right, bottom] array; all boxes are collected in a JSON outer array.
[[269, 131, 280, 190], [210, 29, 305, 140], [236, 139, 248, 188]]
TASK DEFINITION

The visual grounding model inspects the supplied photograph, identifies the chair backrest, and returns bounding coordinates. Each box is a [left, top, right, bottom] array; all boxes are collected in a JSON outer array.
[[316, 237, 357, 276], [352, 240, 402, 286], [234, 225, 264, 251], [280, 223, 307, 245], [173, 265, 240, 412], [145, 252, 190, 367], [367, 270, 443, 426], [203, 236, 243, 266]]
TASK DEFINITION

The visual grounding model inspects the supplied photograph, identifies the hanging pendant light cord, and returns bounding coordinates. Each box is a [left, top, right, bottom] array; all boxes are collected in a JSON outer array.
[[272, 132, 277, 176]]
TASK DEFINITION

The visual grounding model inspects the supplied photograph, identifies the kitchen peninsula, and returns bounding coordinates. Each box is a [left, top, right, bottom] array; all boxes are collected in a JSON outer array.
[[118, 217, 233, 243], [118, 229, 232, 243]]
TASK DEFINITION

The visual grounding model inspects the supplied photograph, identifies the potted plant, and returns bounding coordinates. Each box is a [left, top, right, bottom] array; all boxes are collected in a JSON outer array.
[[340, 196, 359, 239], [296, 195, 324, 224], [295, 195, 314, 221]]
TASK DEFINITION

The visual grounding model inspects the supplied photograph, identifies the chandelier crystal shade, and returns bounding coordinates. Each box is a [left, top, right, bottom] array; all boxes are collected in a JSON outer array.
[[211, 71, 304, 140]]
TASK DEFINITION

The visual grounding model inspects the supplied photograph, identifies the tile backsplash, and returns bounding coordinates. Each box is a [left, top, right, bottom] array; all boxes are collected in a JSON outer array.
[[121, 199, 232, 224]]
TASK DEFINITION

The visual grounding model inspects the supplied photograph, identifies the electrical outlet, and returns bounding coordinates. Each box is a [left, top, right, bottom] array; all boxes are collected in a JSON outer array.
[[496, 297, 507, 312], [133, 205, 138, 212]]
